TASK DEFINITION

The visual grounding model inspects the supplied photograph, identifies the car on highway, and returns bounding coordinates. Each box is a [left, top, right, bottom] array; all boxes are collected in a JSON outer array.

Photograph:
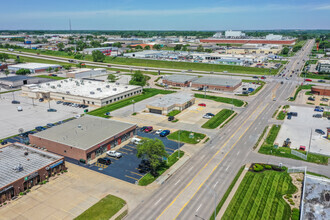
[[198, 103, 206, 107], [35, 126, 46, 131], [46, 123, 55, 128], [318, 80, 325, 83], [168, 116, 175, 121], [261, 76, 266, 79], [160, 130, 170, 137], [144, 126, 153, 132], [252, 76, 258, 79], [47, 108, 57, 112], [97, 157, 111, 165], [106, 150, 122, 158], [155, 129, 163, 135], [11, 100, 20, 104], [312, 114, 322, 118], [314, 106, 324, 112], [305, 79, 312, 82], [56, 101, 63, 104], [315, 129, 325, 135]]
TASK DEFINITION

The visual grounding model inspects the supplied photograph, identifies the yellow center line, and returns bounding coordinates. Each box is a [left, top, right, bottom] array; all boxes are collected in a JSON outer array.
[[174, 103, 269, 219], [156, 102, 265, 220]]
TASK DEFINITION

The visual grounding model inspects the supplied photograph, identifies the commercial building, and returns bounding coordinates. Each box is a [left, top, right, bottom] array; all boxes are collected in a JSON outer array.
[[0, 143, 65, 204], [29, 116, 137, 162], [82, 47, 119, 56], [21, 79, 142, 107], [66, 68, 107, 79], [316, 59, 330, 73], [225, 30, 246, 38], [0, 75, 53, 88], [146, 93, 195, 115], [311, 86, 330, 96], [265, 34, 283, 40], [191, 77, 242, 91], [220, 45, 282, 55], [200, 39, 296, 45], [8, 63, 62, 73], [162, 75, 198, 87]]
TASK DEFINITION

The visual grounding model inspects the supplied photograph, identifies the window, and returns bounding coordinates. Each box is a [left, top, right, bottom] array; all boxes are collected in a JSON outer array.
[[62, 97, 65, 100], [64, 150, 66, 153], [92, 102, 94, 105]]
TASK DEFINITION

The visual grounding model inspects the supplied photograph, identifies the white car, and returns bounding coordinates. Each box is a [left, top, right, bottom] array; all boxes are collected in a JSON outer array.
[[17, 106, 23, 111], [106, 150, 122, 158], [131, 137, 142, 145], [155, 129, 163, 135], [203, 114, 213, 119]]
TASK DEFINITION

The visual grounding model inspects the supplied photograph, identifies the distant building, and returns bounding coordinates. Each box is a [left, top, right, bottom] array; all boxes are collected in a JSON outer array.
[[162, 75, 198, 87], [66, 68, 107, 79], [225, 30, 246, 38], [191, 77, 242, 91], [0, 75, 52, 88], [316, 59, 330, 73], [29, 116, 137, 162], [213, 32, 223, 38], [0, 143, 65, 204], [146, 93, 195, 115], [265, 34, 283, 40], [82, 47, 119, 56], [8, 63, 62, 73]]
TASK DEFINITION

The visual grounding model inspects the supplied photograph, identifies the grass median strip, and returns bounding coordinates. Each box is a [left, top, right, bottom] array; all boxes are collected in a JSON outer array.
[[74, 195, 126, 220], [34, 75, 67, 80], [194, 93, 245, 107], [202, 109, 234, 129], [167, 130, 206, 144], [88, 88, 174, 118]]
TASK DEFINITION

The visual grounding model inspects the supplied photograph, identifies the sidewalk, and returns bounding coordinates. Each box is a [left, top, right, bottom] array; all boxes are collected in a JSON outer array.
[[216, 164, 250, 220]]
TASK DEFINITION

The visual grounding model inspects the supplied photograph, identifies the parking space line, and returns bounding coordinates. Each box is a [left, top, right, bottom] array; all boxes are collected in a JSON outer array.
[[130, 171, 144, 177], [122, 148, 133, 152], [125, 175, 140, 181], [165, 147, 175, 151], [125, 145, 136, 149], [118, 151, 129, 154]]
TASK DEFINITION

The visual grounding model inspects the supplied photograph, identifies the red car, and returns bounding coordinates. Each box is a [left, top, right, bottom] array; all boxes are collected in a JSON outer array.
[[198, 103, 206, 107], [144, 126, 153, 132], [261, 76, 266, 79], [305, 79, 312, 82]]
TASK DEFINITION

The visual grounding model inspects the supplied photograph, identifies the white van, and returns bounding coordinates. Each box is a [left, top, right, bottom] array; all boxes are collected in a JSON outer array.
[[131, 137, 142, 145], [17, 106, 23, 111]]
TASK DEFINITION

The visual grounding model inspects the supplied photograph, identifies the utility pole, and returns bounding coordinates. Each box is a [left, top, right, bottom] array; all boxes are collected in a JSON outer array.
[[307, 129, 312, 158], [178, 130, 180, 158]]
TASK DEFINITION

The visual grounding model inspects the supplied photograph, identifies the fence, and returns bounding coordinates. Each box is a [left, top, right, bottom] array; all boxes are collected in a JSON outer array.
[[291, 150, 307, 160], [287, 166, 306, 173]]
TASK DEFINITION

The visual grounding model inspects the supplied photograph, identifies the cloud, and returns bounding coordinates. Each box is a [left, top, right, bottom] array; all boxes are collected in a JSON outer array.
[[312, 4, 330, 10]]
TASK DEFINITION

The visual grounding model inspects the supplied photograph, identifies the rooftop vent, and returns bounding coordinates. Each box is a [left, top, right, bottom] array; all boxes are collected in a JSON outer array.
[[113, 88, 117, 91], [46, 83, 50, 86], [13, 163, 24, 172], [90, 91, 95, 95], [97, 88, 101, 91], [125, 86, 128, 88], [24, 151, 29, 156], [57, 84, 61, 87], [106, 85, 110, 88], [51, 86, 55, 89], [64, 80, 68, 82], [66, 91, 70, 94], [77, 124, 82, 128], [116, 82, 119, 85]]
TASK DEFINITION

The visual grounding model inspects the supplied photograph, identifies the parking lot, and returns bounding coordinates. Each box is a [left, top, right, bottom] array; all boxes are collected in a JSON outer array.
[[66, 130, 184, 184], [275, 105, 330, 156], [0, 91, 91, 140]]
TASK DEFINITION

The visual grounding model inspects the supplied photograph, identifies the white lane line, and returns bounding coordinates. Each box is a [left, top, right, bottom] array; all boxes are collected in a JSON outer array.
[[254, 127, 258, 131], [225, 166, 230, 171], [174, 179, 181, 186], [237, 151, 240, 156], [155, 198, 162, 206], [201, 154, 206, 160], [188, 166, 194, 172], [196, 204, 202, 212], [213, 181, 219, 188]]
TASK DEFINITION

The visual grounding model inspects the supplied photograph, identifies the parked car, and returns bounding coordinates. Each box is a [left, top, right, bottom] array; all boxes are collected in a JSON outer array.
[[97, 157, 111, 165], [106, 150, 122, 158], [17, 106, 23, 111], [321, 98, 329, 102], [35, 126, 46, 131], [140, 126, 147, 131], [11, 100, 20, 104], [261, 76, 266, 79], [203, 114, 213, 119], [198, 103, 206, 107], [46, 123, 55, 128], [287, 114, 292, 120], [280, 81, 284, 84], [56, 101, 63, 104], [160, 130, 170, 137], [144, 126, 153, 132], [168, 116, 175, 121], [305, 79, 312, 82], [308, 97, 315, 101], [47, 108, 57, 112], [131, 137, 142, 145], [318, 80, 325, 83], [299, 146, 306, 151], [315, 129, 325, 135], [1, 140, 8, 145], [252, 76, 258, 79], [312, 114, 322, 118], [39, 98, 44, 102], [155, 129, 163, 135]]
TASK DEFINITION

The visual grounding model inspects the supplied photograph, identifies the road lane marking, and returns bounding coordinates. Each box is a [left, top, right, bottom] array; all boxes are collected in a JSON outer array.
[[155, 102, 265, 220], [188, 166, 194, 172], [213, 181, 219, 188], [130, 171, 144, 177], [174, 103, 269, 219], [125, 175, 139, 181], [155, 198, 162, 206], [175, 180, 181, 186], [196, 204, 202, 212], [237, 151, 240, 156], [225, 166, 229, 171]]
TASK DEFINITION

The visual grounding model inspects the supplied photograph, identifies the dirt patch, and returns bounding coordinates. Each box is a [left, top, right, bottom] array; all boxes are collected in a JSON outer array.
[[283, 173, 303, 209]]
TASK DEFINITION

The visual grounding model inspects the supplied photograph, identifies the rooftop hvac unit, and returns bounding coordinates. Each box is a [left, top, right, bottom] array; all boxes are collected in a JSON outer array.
[[64, 80, 68, 82], [69, 78, 73, 81], [81, 82, 84, 85], [51, 86, 55, 89], [113, 88, 117, 91], [46, 83, 50, 85], [57, 84, 61, 87], [90, 91, 95, 95], [97, 88, 101, 91], [66, 91, 70, 94], [13, 163, 24, 172], [61, 81, 63, 83], [106, 85, 110, 88], [89, 81, 92, 83], [125, 86, 128, 88], [116, 82, 119, 85]]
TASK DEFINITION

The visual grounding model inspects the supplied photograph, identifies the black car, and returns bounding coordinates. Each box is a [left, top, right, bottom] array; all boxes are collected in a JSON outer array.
[[308, 97, 315, 101], [97, 157, 111, 165], [206, 113, 215, 117], [287, 114, 292, 120], [252, 76, 258, 79], [11, 100, 20, 104], [1, 140, 8, 145], [318, 80, 325, 83], [39, 98, 44, 102], [168, 116, 175, 121], [315, 129, 325, 135], [313, 114, 322, 118]]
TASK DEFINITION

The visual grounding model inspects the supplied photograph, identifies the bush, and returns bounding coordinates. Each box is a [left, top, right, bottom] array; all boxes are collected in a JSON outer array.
[[288, 199, 293, 202], [291, 208, 300, 220], [265, 165, 272, 169], [19, 192, 24, 196], [290, 202, 295, 205], [26, 189, 30, 193], [253, 163, 264, 172]]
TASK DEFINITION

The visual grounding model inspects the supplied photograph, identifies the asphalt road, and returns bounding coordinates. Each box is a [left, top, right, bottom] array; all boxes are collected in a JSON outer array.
[[126, 40, 329, 220]]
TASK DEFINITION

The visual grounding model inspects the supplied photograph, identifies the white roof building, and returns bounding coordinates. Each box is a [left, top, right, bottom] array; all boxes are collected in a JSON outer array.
[[8, 63, 62, 73]]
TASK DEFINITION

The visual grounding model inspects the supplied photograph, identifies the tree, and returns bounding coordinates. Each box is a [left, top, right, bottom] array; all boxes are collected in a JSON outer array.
[[136, 138, 168, 176], [112, 42, 122, 48], [281, 47, 290, 55], [57, 42, 65, 51], [47, 67, 53, 73], [74, 53, 84, 60], [129, 71, 147, 86], [196, 45, 204, 52], [153, 44, 162, 50], [42, 38, 48, 43], [144, 45, 151, 50], [92, 50, 105, 62], [0, 53, 9, 62], [107, 74, 116, 82], [205, 49, 213, 53], [16, 69, 31, 75], [90, 40, 101, 48], [63, 64, 72, 70], [55, 68, 59, 73], [174, 44, 183, 51], [135, 45, 143, 50], [4, 69, 10, 76]]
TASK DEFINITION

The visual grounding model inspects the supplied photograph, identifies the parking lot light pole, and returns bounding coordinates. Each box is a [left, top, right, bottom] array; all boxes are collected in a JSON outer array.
[[132, 100, 135, 113], [48, 100, 51, 109], [178, 130, 180, 158]]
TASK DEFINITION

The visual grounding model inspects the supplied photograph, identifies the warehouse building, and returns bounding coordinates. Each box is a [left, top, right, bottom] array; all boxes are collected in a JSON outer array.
[[162, 75, 198, 87], [8, 63, 62, 73], [191, 77, 242, 91], [29, 116, 137, 162], [146, 93, 195, 115], [0, 75, 52, 88], [21, 79, 142, 107], [0, 143, 65, 204], [66, 68, 107, 79], [82, 47, 119, 56], [311, 86, 330, 96]]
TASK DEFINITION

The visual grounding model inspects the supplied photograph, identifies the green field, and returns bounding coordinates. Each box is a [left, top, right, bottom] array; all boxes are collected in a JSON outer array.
[[202, 109, 234, 129], [222, 169, 296, 220], [88, 88, 174, 118], [194, 94, 245, 107], [74, 195, 126, 220], [303, 72, 330, 80], [167, 130, 206, 144], [34, 75, 66, 80], [277, 110, 287, 120]]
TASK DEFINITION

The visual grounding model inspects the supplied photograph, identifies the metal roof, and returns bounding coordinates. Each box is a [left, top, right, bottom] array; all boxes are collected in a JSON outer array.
[[192, 77, 241, 87], [0, 143, 63, 189], [32, 116, 136, 150], [163, 75, 198, 84], [148, 92, 194, 108], [0, 75, 33, 82], [8, 63, 61, 70]]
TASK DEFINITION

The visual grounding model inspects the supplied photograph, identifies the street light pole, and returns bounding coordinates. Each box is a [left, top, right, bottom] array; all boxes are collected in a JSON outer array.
[[178, 130, 180, 158], [132, 100, 135, 113]]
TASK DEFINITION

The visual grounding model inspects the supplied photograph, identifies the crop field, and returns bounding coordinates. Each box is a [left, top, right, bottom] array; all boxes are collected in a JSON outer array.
[[222, 170, 296, 220]]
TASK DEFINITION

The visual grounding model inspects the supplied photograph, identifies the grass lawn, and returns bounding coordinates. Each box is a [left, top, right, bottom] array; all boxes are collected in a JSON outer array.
[[210, 166, 245, 220], [0, 89, 21, 94], [222, 169, 296, 220], [167, 130, 206, 144], [302, 72, 330, 80], [194, 94, 245, 107], [34, 75, 67, 80], [74, 195, 126, 220], [167, 110, 181, 117], [138, 150, 184, 186], [88, 88, 174, 118], [202, 109, 234, 129], [277, 110, 287, 120], [289, 84, 315, 101]]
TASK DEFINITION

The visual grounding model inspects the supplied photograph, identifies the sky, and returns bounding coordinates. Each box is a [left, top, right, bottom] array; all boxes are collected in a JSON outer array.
[[1, 0, 330, 30]]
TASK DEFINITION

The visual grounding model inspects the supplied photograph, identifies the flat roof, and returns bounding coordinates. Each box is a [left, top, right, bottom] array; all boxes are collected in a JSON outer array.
[[24, 78, 141, 99], [148, 92, 194, 108], [0, 75, 34, 82], [0, 143, 63, 189], [32, 116, 136, 150], [8, 63, 61, 70], [192, 77, 241, 87], [163, 75, 198, 84]]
